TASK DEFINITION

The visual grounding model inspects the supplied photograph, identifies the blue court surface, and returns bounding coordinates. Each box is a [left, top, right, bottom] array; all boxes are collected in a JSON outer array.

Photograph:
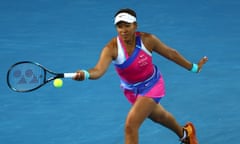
[[0, 0, 239, 144]]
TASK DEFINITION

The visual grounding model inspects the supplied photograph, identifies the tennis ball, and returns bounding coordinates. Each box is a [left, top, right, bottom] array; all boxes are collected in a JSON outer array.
[[53, 78, 63, 88]]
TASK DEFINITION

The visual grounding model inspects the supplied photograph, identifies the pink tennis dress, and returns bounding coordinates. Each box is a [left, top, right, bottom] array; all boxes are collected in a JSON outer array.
[[112, 32, 165, 104]]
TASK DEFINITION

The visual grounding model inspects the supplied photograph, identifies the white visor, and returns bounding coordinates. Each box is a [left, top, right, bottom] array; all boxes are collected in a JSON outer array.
[[114, 12, 136, 24]]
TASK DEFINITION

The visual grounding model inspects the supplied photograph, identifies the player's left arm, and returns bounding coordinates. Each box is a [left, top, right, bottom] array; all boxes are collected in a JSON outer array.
[[150, 34, 208, 72]]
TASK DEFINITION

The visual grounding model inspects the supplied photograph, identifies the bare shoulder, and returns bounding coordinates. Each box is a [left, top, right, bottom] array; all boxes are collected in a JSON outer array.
[[139, 32, 155, 40], [104, 37, 118, 60], [139, 32, 159, 52], [139, 32, 172, 55]]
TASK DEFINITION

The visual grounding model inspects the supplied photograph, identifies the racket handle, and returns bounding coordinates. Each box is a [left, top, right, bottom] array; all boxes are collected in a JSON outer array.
[[64, 73, 76, 78]]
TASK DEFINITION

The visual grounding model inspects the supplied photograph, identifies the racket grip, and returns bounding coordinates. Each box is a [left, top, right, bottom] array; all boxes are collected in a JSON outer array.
[[64, 73, 76, 78]]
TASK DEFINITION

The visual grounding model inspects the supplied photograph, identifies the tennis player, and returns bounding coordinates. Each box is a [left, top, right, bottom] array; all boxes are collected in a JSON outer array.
[[74, 8, 208, 144]]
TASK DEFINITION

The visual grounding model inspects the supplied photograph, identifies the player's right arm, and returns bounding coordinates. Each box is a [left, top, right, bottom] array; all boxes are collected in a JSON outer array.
[[74, 38, 117, 80]]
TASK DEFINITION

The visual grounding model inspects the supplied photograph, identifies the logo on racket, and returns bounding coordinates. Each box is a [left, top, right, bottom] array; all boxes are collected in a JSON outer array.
[[13, 69, 41, 84]]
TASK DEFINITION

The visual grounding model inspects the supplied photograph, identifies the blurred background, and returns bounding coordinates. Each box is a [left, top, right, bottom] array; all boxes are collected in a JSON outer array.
[[0, 0, 239, 143]]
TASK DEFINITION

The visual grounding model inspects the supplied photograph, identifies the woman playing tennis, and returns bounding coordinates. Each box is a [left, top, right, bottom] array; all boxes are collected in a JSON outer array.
[[74, 8, 208, 144]]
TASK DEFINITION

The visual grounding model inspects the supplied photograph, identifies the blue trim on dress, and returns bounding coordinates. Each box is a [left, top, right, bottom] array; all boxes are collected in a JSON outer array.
[[120, 66, 161, 95], [114, 35, 141, 69]]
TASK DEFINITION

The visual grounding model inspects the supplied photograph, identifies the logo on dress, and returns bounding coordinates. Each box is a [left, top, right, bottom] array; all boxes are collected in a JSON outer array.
[[138, 54, 148, 67]]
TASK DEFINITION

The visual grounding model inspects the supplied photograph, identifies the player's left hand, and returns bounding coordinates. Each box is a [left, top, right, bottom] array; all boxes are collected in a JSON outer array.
[[197, 56, 208, 72]]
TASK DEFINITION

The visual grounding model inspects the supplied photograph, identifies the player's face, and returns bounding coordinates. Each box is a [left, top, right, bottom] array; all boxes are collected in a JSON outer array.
[[116, 22, 137, 41]]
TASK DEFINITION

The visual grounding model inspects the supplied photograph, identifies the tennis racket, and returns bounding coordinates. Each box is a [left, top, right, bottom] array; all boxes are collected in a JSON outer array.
[[7, 61, 76, 92]]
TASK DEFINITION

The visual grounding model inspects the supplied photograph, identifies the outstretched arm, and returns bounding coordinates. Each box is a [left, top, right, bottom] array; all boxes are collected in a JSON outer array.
[[73, 39, 116, 81], [150, 34, 208, 72]]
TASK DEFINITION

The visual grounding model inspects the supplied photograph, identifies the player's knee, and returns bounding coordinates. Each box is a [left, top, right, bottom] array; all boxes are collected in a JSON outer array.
[[125, 117, 139, 135], [125, 122, 138, 135]]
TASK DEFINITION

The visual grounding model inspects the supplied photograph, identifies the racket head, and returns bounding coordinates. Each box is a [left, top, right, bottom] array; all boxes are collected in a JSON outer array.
[[7, 61, 47, 92]]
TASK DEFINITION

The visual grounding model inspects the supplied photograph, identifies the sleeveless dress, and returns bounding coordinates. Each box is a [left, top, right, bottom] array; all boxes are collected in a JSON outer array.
[[112, 32, 165, 104]]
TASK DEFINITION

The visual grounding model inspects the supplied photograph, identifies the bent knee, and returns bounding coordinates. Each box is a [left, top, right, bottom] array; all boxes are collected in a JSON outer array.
[[125, 116, 141, 134], [125, 123, 137, 135]]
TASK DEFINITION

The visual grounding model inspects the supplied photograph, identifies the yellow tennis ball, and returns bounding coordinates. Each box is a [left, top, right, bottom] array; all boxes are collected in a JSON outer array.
[[53, 78, 63, 88]]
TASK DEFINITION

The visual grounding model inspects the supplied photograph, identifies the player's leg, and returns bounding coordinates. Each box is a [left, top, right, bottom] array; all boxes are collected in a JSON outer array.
[[148, 104, 198, 144], [125, 96, 157, 144], [148, 104, 183, 137]]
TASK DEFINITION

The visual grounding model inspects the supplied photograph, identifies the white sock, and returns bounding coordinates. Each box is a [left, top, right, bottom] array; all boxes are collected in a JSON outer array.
[[180, 129, 187, 141]]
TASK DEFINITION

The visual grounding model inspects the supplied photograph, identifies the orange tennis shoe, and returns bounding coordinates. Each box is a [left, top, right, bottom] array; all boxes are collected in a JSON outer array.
[[180, 122, 198, 144]]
